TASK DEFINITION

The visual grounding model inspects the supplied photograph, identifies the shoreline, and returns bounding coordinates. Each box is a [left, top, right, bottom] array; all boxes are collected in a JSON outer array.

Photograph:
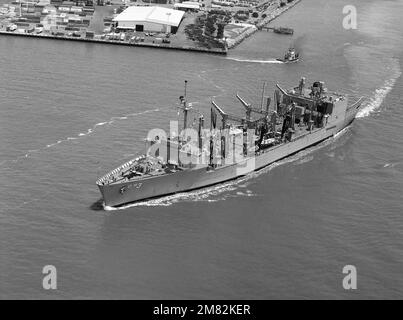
[[0, 0, 302, 55], [0, 29, 228, 54]]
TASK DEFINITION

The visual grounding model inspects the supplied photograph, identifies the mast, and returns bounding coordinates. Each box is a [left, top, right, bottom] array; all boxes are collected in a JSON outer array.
[[183, 80, 188, 130], [198, 114, 204, 151], [178, 80, 192, 132], [176, 80, 193, 167], [260, 81, 266, 112]]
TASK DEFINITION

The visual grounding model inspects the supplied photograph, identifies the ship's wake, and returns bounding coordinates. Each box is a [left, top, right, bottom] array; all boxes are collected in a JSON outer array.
[[103, 182, 244, 210], [225, 57, 284, 64], [356, 61, 401, 118], [196, 68, 229, 101], [103, 128, 350, 211], [0, 108, 160, 167]]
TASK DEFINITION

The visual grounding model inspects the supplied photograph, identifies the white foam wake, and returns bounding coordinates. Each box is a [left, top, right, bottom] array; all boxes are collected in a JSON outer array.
[[226, 57, 284, 64], [196, 68, 228, 100], [356, 65, 401, 118], [1, 108, 160, 166], [103, 181, 243, 211]]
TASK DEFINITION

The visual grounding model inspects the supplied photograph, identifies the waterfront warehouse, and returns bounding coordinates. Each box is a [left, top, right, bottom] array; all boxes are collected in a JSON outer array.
[[113, 6, 185, 34]]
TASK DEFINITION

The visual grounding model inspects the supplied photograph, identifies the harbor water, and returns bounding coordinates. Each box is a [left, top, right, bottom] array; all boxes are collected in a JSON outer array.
[[1, 0, 402, 299]]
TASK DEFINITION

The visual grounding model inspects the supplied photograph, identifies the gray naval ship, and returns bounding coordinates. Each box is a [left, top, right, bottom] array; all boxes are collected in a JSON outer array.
[[96, 78, 363, 207]]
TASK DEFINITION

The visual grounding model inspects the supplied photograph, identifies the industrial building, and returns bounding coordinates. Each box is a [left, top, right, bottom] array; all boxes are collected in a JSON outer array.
[[113, 6, 185, 33], [174, 1, 201, 12]]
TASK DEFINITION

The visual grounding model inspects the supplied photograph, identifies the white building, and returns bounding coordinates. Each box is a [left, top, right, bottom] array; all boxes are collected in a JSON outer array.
[[174, 1, 201, 12], [113, 6, 185, 33]]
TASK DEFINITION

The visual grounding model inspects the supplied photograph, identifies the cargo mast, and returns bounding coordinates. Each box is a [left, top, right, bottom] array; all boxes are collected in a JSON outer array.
[[179, 80, 191, 132]]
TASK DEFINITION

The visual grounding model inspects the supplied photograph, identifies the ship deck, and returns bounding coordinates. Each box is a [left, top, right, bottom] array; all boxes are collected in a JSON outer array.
[[97, 122, 322, 187]]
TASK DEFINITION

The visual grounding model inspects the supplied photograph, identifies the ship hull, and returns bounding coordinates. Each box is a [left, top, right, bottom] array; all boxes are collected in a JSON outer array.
[[277, 58, 299, 63], [98, 122, 348, 207]]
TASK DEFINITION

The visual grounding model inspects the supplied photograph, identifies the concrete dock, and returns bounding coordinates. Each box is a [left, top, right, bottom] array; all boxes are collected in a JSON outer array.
[[0, 29, 228, 54]]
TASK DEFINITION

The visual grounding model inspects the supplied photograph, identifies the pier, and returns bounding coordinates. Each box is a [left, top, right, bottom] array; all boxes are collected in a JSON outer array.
[[226, 0, 302, 49], [260, 26, 294, 34]]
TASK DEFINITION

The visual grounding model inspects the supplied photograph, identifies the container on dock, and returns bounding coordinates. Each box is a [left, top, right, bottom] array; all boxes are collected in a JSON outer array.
[[107, 33, 119, 40], [34, 26, 43, 33], [15, 22, 30, 27], [24, 19, 40, 24], [58, 6, 70, 12], [23, 14, 39, 19], [70, 6, 82, 13], [65, 26, 80, 31], [34, 5, 45, 13], [68, 16, 81, 23], [83, 7, 94, 13], [85, 31, 94, 38], [23, 15, 41, 23]]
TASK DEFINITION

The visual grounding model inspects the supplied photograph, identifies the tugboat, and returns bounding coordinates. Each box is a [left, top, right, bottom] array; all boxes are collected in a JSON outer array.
[[277, 47, 300, 63], [96, 78, 363, 207]]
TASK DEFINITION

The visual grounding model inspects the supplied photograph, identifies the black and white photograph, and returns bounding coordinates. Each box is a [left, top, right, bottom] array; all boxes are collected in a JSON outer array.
[[1, 0, 402, 302]]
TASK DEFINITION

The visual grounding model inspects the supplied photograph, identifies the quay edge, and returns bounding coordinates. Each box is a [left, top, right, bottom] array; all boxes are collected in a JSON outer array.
[[0, 30, 228, 55]]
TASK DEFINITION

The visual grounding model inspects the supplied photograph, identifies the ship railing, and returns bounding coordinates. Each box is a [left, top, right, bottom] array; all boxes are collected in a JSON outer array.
[[96, 156, 144, 185], [347, 97, 364, 110]]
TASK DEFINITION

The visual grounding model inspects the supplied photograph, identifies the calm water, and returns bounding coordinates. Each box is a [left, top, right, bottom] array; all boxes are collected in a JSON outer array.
[[1, 0, 402, 299]]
